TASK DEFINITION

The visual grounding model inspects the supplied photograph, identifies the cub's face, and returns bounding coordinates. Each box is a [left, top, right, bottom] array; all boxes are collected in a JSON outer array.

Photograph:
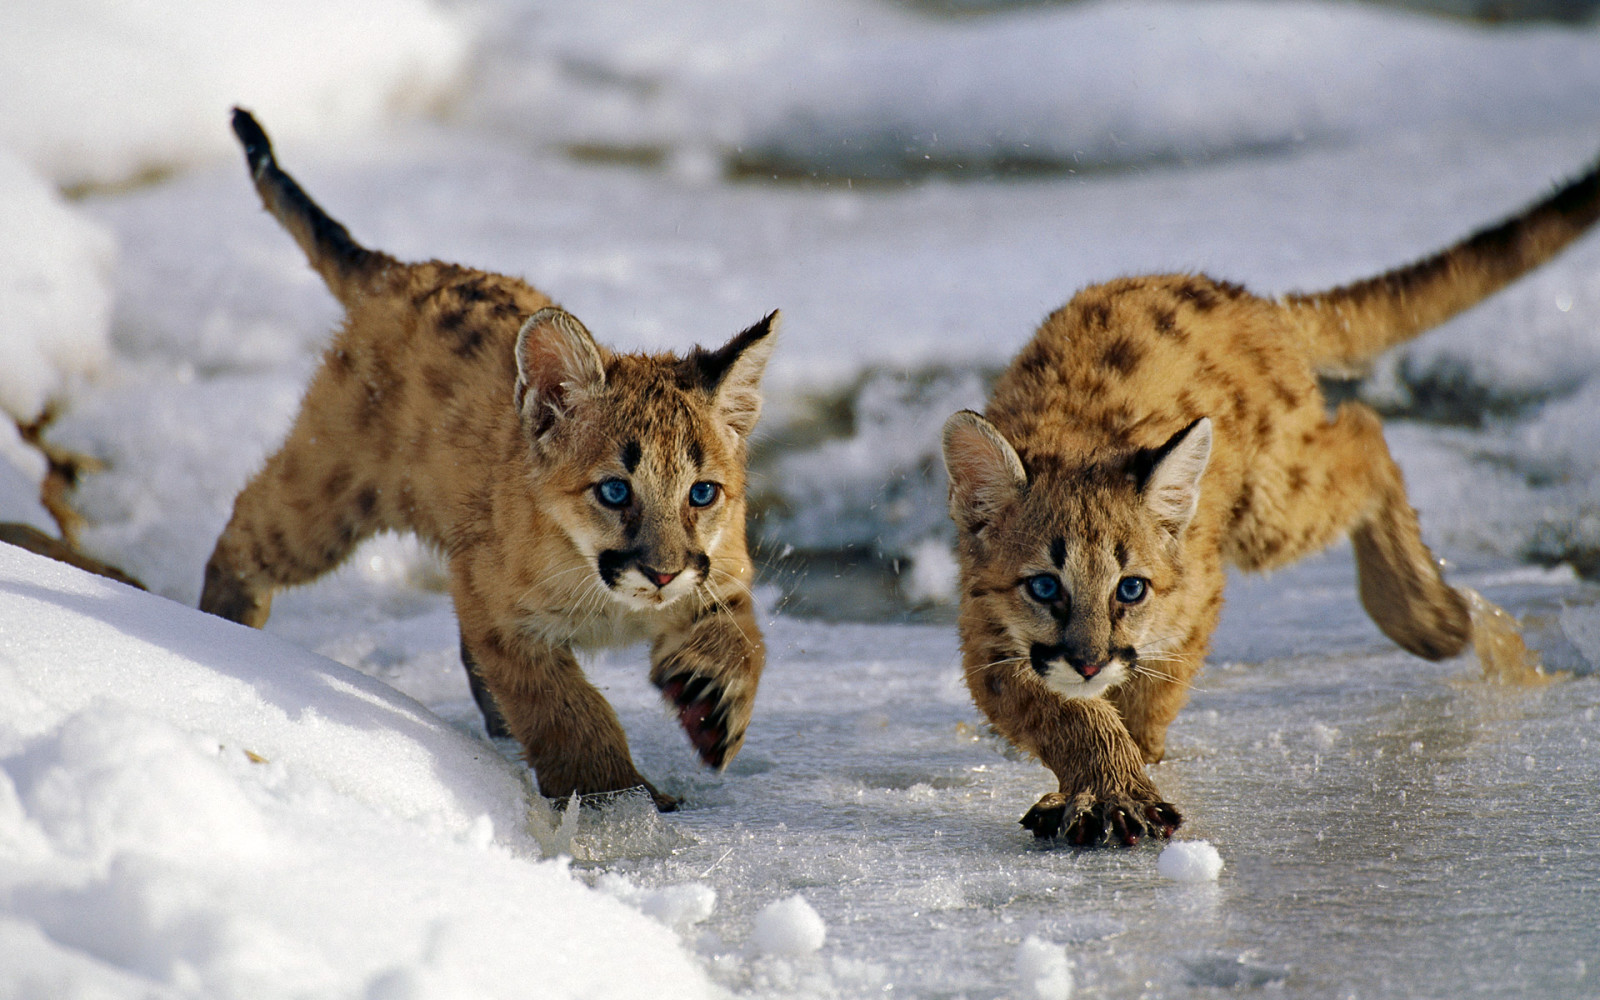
[[942, 412, 1212, 699], [516, 308, 776, 612]]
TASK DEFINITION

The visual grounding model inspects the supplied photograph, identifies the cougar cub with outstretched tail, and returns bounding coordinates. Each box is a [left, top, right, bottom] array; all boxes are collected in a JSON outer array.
[[943, 152, 1600, 845], [203, 110, 777, 809]]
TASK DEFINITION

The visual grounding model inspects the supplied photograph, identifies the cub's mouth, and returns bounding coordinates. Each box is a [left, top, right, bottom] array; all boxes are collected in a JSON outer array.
[[1029, 642, 1130, 698], [597, 548, 710, 608]]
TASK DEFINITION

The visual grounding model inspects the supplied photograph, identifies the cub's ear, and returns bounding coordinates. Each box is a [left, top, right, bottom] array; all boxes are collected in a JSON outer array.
[[941, 410, 1026, 534], [515, 307, 606, 436], [1133, 417, 1212, 535], [684, 310, 780, 440]]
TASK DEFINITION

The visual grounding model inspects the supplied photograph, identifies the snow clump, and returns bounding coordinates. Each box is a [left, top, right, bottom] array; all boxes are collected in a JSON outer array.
[[1157, 840, 1225, 882], [1015, 935, 1074, 1000], [749, 894, 827, 957]]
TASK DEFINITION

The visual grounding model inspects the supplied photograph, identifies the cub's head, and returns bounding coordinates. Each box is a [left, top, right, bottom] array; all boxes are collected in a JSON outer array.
[[514, 307, 778, 610], [941, 411, 1211, 698]]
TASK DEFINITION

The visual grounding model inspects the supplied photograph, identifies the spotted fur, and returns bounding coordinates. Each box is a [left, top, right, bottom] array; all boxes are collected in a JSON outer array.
[[944, 150, 1600, 845], [202, 110, 777, 808]]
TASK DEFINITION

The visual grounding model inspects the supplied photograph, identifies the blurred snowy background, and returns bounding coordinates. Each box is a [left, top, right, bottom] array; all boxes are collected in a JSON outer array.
[[3, 0, 1600, 997]]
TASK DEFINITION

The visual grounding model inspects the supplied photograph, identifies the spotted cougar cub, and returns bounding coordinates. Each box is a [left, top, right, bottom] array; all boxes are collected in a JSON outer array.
[[943, 152, 1600, 845], [202, 110, 777, 809]]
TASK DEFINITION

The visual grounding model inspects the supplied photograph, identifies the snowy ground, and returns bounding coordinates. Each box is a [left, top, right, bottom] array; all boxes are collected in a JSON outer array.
[[4, 0, 1600, 997]]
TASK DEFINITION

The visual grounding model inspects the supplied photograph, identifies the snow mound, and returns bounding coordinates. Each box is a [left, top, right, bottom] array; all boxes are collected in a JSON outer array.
[[1157, 840, 1225, 882], [0, 544, 716, 999], [749, 894, 827, 957], [0, 149, 113, 422], [0, 0, 471, 189]]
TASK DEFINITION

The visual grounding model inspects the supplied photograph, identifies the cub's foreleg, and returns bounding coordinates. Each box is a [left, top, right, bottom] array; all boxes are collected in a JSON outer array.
[[459, 616, 673, 810], [650, 589, 765, 770], [965, 647, 1181, 845]]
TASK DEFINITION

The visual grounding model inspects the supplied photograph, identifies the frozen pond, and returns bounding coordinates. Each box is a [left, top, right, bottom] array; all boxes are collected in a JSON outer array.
[[267, 547, 1600, 998]]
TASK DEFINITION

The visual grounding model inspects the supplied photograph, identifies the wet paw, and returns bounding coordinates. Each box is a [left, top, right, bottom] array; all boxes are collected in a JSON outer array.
[[1020, 790, 1182, 847], [657, 670, 744, 770]]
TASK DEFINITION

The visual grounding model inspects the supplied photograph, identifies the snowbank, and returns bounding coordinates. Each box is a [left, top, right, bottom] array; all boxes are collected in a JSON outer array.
[[0, 544, 717, 999], [467, 0, 1600, 178], [0, 150, 114, 424], [0, 0, 470, 190]]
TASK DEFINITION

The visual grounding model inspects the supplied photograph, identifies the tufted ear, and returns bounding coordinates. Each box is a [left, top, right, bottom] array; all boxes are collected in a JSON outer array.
[[515, 307, 606, 437], [942, 410, 1027, 534], [1134, 417, 1211, 535], [684, 310, 779, 440]]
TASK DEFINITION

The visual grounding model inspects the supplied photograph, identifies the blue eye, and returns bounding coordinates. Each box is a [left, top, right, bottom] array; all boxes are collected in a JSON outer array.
[[1116, 576, 1148, 603], [688, 481, 719, 507], [1025, 574, 1061, 603], [596, 478, 631, 508]]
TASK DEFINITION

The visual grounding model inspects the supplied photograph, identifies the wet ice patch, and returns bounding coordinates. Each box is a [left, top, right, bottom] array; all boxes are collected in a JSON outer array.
[[1015, 936, 1074, 1000], [1157, 841, 1224, 882], [749, 895, 826, 957]]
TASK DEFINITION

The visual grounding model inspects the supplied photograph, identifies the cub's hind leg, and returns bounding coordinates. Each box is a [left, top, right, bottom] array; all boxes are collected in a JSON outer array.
[[1258, 401, 1470, 660], [200, 383, 393, 626]]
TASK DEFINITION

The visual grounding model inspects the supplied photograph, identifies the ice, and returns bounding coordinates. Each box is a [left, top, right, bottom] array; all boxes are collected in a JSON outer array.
[[749, 896, 827, 958], [1014, 936, 1074, 1000], [1156, 840, 1224, 882]]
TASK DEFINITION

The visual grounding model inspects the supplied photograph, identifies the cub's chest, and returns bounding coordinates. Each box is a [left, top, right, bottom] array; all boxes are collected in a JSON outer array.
[[515, 591, 669, 650]]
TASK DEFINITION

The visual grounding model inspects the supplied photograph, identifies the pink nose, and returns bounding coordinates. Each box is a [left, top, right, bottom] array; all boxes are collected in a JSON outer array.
[[1078, 661, 1104, 679], [644, 568, 679, 588]]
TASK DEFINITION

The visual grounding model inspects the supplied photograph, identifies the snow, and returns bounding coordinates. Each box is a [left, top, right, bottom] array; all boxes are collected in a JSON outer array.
[[749, 896, 828, 958], [3, 0, 1600, 996], [1155, 840, 1225, 882], [0, 544, 715, 999], [1014, 936, 1074, 1000]]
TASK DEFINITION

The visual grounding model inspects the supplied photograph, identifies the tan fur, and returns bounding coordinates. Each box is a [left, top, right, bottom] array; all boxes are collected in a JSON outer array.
[[202, 110, 776, 808], [944, 151, 1600, 845]]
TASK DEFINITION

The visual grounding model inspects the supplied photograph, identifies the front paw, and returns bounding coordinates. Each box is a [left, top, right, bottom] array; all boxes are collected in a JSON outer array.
[[657, 670, 746, 769], [1020, 790, 1182, 846]]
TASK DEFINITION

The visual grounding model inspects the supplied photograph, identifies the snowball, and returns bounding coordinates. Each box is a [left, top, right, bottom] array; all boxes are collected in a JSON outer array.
[[1157, 840, 1224, 882], [749, 894, 826, 957], [1015, 936, 1073, 1000]]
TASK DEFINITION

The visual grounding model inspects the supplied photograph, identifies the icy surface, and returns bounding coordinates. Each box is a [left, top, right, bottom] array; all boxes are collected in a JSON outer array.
[[4, 0, 1600, 997]]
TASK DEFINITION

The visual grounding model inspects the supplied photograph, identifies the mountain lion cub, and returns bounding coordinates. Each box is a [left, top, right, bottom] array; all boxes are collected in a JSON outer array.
[[943, 152, 1600, 845], [202, 110, 776, 809]]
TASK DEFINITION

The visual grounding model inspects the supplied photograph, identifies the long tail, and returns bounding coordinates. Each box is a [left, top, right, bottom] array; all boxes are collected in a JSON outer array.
[[1285, 151, 1600, 376], [231, 108, 394, 305]]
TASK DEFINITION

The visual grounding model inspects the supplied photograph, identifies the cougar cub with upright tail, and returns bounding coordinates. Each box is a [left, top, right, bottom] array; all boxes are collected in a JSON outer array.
[[203, 110, 777, 809]]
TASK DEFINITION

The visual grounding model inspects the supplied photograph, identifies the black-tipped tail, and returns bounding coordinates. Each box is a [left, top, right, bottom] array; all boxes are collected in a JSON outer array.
[[228, 107, 388, 304], [230, 107, 275, 178]]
